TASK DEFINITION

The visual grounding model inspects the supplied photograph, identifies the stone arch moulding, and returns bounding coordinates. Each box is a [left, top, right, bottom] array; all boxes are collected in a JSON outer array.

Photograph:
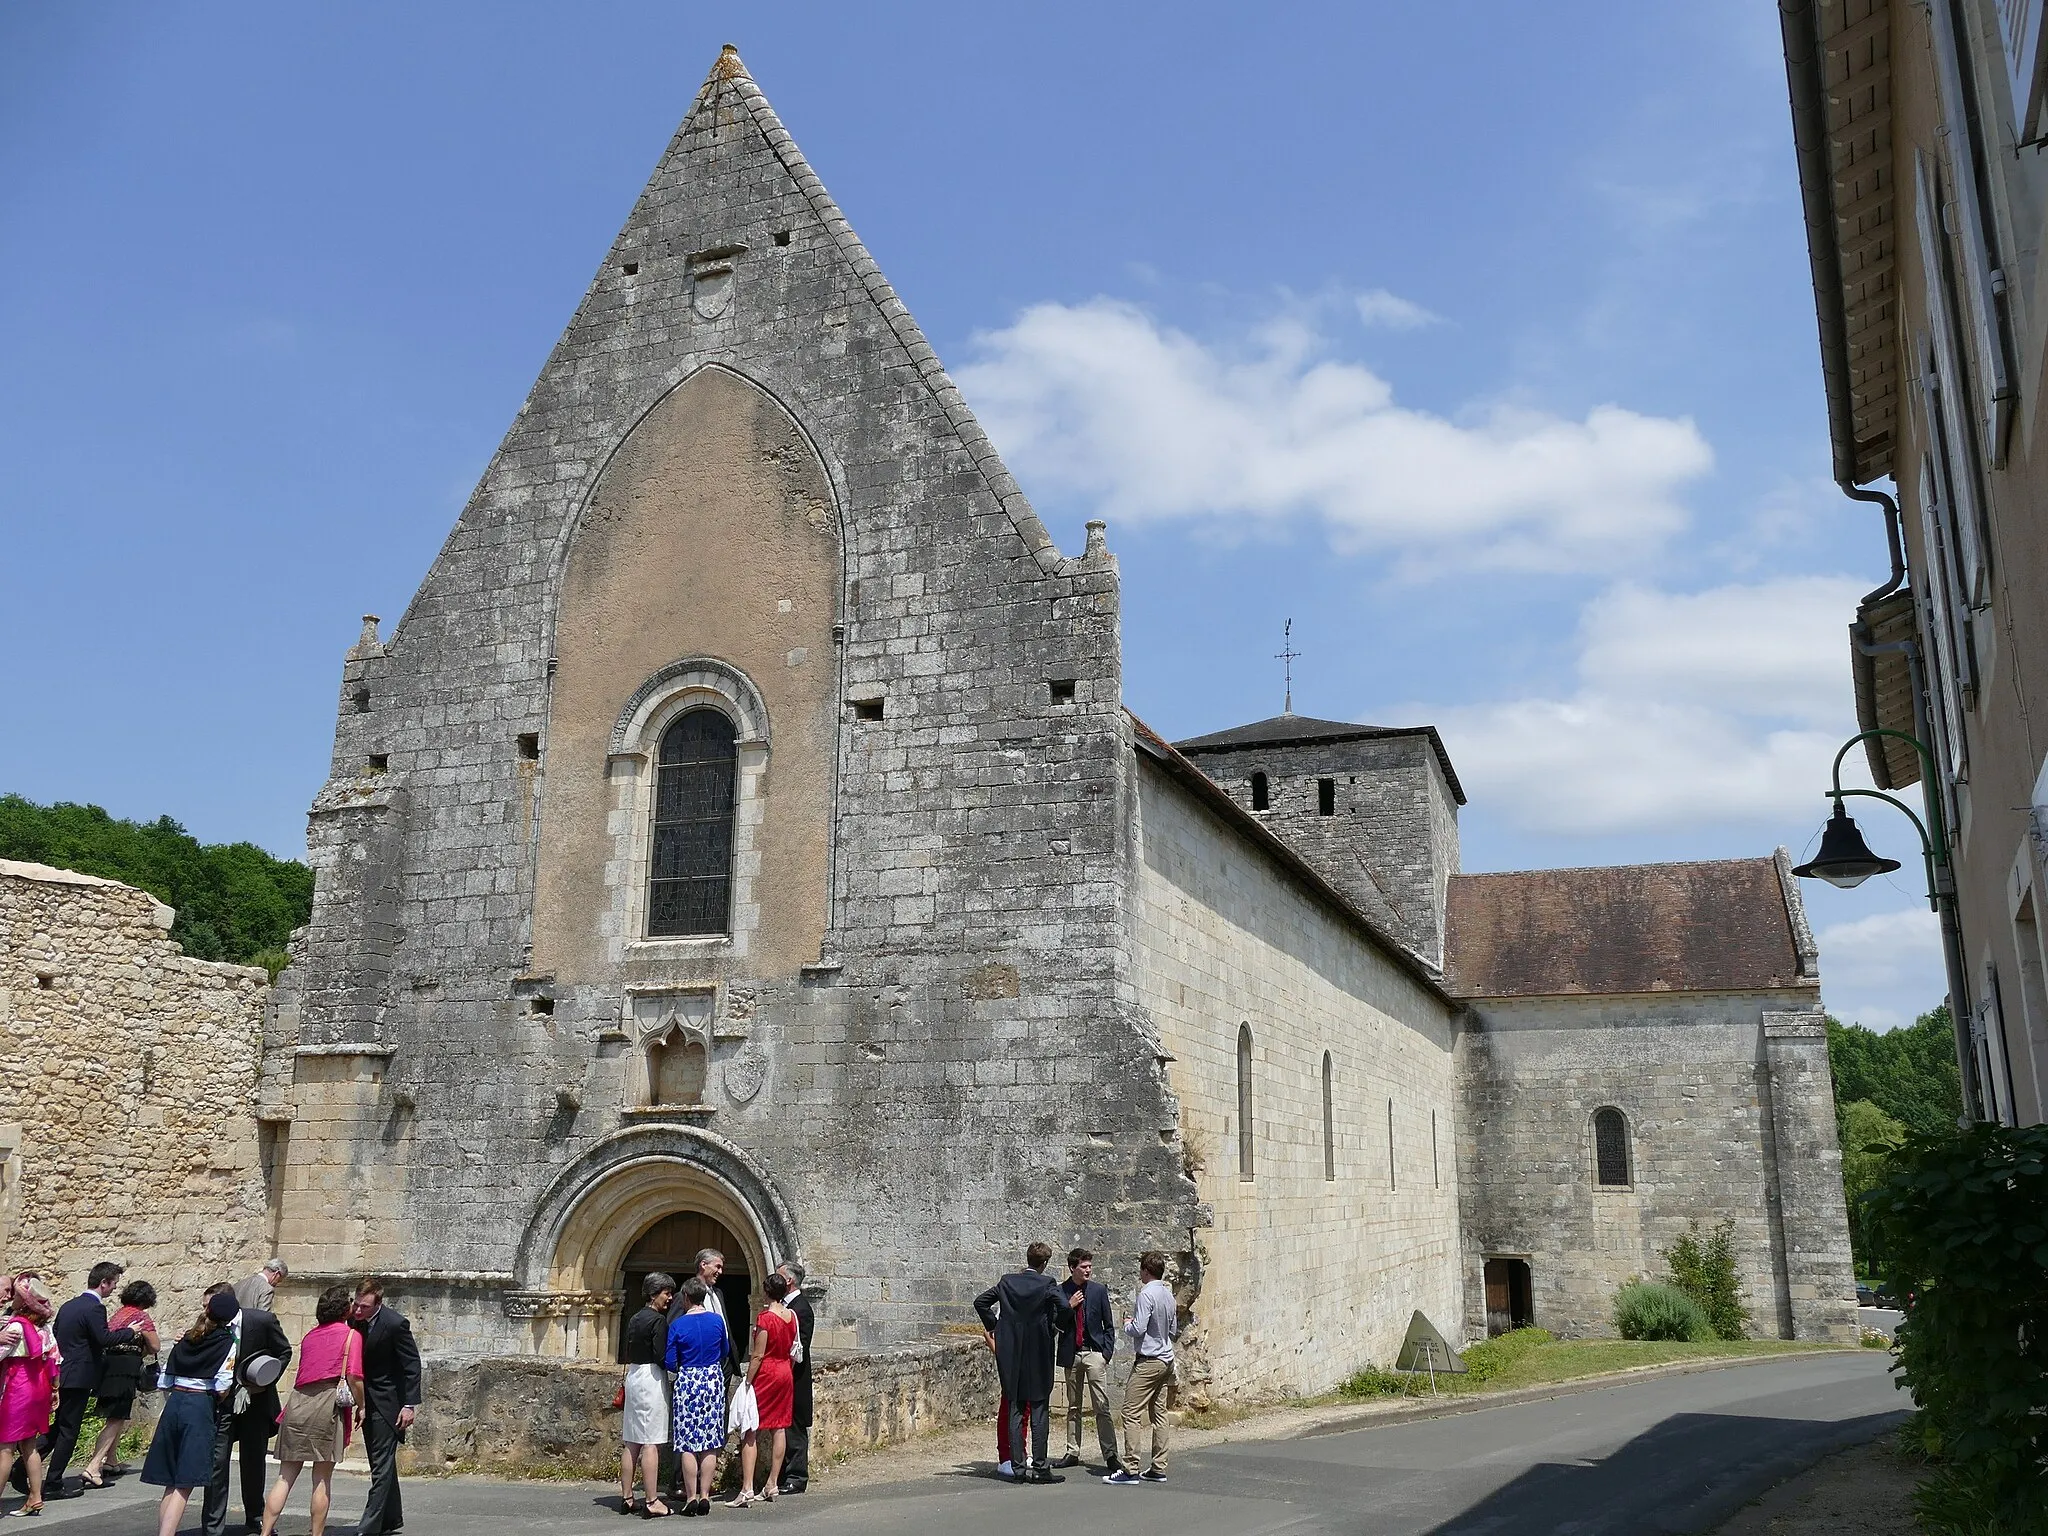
[[509, 1125, 799, 1357], [539, 360, 853, 653], [612, 657, 771, 755]]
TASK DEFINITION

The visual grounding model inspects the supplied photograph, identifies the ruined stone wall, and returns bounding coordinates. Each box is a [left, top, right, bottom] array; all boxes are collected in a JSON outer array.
[[0, 861, 270, 1327], [1129, 763, 1463, 1402], [279, 50, 1194, 1361], [1455, 991, 1857, 1343]]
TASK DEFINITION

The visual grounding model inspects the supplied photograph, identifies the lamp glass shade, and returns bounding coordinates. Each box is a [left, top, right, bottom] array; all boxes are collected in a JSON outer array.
[[1792, 805, 1901, 888]]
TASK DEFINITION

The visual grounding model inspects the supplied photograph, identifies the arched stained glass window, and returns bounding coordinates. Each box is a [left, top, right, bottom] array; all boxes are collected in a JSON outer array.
[[1237, 1024, 1255, 1181], [648, 708, 737, 936], [1593, 1106, 1631, 1187]]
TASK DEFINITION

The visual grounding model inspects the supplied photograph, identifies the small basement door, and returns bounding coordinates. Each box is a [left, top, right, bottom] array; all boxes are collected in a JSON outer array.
[[1484, 1257, 1534, 1336]]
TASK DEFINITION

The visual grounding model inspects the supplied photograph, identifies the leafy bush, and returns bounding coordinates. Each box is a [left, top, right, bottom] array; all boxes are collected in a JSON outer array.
[[1662, 1220, 1750, 1340], [0, 794, 311, 966], [1864, 1122, 2048, 1533], [1840, 1098, 1908, 1275], [1461, 1326, 1552, 1384], [1613, 1281, 1713, 1342]]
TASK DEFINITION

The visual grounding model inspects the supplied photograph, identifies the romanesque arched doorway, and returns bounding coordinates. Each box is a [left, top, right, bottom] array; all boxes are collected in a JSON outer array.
[[512, 1125, 797, 1360], [618, 1209, 753, 1360]]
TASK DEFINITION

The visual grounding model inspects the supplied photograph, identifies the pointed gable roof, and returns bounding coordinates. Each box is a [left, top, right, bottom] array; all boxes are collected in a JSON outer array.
[[687, 46, 1069, 575]]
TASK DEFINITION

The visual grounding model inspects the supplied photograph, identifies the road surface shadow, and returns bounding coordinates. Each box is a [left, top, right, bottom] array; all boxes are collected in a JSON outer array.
[[1428, 1408, 1910, 1535]]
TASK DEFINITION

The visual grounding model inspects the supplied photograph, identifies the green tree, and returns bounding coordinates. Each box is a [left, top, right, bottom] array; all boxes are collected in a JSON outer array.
[[1838, 1098, 1907, 1275], [0, 794, 312, 966], [1661, 1220, 1750, 1340], [1827, 1007, 1963, 1138]]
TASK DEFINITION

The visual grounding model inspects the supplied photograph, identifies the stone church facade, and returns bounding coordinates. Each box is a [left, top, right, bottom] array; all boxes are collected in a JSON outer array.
[[56, 47, 1850, 1422]]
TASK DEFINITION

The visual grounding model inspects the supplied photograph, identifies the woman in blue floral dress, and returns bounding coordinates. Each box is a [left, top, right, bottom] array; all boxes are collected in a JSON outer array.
[[664, 1279, 731, 1516]]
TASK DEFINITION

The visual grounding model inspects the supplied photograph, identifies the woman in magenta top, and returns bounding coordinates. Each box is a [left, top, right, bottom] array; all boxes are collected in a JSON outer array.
[[259, 1286, 365, 1536], [0, 1274, 57, 1515]]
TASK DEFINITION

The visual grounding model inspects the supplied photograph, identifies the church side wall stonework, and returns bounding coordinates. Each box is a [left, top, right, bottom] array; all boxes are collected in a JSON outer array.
[[1454, 992, 1857, 1343], [1129, 762, 1463, 1403], [0, 863, 270, 1327]]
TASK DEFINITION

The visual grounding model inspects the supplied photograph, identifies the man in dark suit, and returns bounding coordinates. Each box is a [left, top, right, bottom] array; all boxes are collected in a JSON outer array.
[[200, 1279, 293, 1536], [350, 1277, 424, 1536], [42, 1262, 140, 1497], [974, 1242, 1067, 1484], [1053, 1247, 1120, 1473], [775, 1262, 815, 1495]]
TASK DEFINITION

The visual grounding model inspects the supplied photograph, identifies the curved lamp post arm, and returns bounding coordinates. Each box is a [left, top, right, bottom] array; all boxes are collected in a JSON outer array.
[[1828, 730, 1949, 863], [1828, 788, 1939, 903]]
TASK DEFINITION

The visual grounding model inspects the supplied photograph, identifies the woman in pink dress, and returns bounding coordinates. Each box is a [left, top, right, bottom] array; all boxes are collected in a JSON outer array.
[[0, 1274, 58, 1515], [731, 1273, 798, 1507]]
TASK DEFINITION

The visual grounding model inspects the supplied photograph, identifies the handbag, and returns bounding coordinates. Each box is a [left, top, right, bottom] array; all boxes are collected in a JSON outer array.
[[335, 1330, 357, 1410]]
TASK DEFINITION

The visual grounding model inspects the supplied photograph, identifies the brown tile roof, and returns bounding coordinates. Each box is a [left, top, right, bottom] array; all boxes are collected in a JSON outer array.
[[1446, 858, 1815, 998]]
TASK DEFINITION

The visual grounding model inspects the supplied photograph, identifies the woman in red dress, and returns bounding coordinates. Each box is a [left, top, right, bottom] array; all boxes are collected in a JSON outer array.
[[732, 1272, 798, 1506]]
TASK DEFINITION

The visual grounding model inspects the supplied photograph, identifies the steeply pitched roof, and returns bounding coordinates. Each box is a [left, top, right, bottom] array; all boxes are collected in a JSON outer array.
[[1128, 713, 1453, 1005], [1446, 855, 1819, 999], [1172, 715, 1466, 805]]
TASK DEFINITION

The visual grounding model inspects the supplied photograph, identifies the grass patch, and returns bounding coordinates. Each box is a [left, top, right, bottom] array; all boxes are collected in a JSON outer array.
[[1335, 1333, 1833, 1402]]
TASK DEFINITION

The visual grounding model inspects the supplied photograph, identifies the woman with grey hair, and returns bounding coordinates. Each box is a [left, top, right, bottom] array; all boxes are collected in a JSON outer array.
[[619, 1272, 676, 1518]]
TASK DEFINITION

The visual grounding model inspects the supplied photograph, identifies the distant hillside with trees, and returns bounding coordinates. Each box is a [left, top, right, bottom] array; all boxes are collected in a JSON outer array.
[[0, 794, 311, 973]]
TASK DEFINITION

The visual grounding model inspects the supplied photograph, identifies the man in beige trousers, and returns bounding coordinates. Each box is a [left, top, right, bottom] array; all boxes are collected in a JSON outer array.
[[1102, 1251, 1176, 1485]]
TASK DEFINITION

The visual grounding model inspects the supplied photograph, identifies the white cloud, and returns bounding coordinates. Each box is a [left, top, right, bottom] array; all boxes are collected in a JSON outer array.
[[1355, 288, 1440, 330], [1816, 909, 1945, 1032], [957, 298, 1713, 574], [1420, 575, 1867, 834]]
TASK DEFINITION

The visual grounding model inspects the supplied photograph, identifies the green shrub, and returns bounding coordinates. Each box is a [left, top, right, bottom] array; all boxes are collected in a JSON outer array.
[[1864, 1122, 2048, 1533], [1337, 1365, 1424, 1399], [1461, 1326, 1553, 1384], [1613, 1281, 1713, 1342], [1662, 1220, 1750, 1340]]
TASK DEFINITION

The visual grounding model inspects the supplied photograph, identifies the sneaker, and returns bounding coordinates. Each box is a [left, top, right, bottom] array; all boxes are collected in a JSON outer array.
[[1051, 1453, 1081, 1469], [1140, 1469, 1167, 1483], [1104, 1469, 1141, 1485], [997, 1460, 1015, 1480]]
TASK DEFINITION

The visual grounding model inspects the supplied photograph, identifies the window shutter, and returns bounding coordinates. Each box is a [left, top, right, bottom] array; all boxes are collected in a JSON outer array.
[[1930, 0, 2017, 463], [1996, 0, 2048, 139], [1914, 154, 1993, 604]]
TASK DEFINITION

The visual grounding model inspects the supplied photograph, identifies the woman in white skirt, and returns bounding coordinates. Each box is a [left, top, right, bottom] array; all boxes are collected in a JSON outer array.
[[620, 1273, 677, 1518]]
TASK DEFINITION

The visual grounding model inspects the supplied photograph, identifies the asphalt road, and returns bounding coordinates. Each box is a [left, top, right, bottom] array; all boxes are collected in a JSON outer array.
[[20, 1352, 1908, 1536]]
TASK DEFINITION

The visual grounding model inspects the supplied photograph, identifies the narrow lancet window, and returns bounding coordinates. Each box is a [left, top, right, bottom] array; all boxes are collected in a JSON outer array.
[[648, 708, 737, 936], [1250, 772, 1269, 812], [1593, 1107, 1631, 1187], [1237, 1024, 1255, 1181], [1322, 1052, 1335, 1180]]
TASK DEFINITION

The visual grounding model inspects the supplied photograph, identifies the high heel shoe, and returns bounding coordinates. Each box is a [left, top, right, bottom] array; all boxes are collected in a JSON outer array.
[[728, 1488, 755, 1508]]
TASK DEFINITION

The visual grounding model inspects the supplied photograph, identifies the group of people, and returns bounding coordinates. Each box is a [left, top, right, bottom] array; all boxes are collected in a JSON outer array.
[[617, 1251, 815, 1516], [0, 1259, 422, 1536], [975, 1244, 1178, 1487]]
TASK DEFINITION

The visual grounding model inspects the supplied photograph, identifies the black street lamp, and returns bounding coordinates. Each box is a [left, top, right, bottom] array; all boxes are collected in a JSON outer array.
[[1790, 728, 1982, 1121]]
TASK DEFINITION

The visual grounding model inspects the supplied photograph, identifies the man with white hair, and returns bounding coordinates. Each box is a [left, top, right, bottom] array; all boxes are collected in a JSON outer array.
[[233, 1259, 288, 1313]]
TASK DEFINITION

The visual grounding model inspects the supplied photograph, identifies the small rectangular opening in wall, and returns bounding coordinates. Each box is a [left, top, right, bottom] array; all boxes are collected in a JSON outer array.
[[352, 686, 370, 714], [851, 698, 885, 721], [621, 261, 639, 276], [367, 754, 389, 774], [528, 996, 555, 1017], [1318, 778, 1336, 816], [773, 230, 791, 247], [35, 973, 55, 991], [1432, 1109, 1440, 1188], [517, 733, 540, 760], [1250, 771, 1269, 812], [1048, 679, 1076, 704]]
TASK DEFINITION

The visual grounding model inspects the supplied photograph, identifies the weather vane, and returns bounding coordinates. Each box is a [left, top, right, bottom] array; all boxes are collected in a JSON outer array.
[[1276, 618, 1299, 716]]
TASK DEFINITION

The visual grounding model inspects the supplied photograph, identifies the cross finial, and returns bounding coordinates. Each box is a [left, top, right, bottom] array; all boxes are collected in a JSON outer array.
[[1276, 618, 1300, 716]]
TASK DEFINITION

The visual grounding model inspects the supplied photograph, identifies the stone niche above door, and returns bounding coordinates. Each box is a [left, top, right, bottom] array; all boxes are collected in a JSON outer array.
[[618, 985, 766, 1115]]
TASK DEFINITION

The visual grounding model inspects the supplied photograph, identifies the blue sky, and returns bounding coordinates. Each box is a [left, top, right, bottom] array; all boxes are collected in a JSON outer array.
[[0, 2, 1943, 1027]]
